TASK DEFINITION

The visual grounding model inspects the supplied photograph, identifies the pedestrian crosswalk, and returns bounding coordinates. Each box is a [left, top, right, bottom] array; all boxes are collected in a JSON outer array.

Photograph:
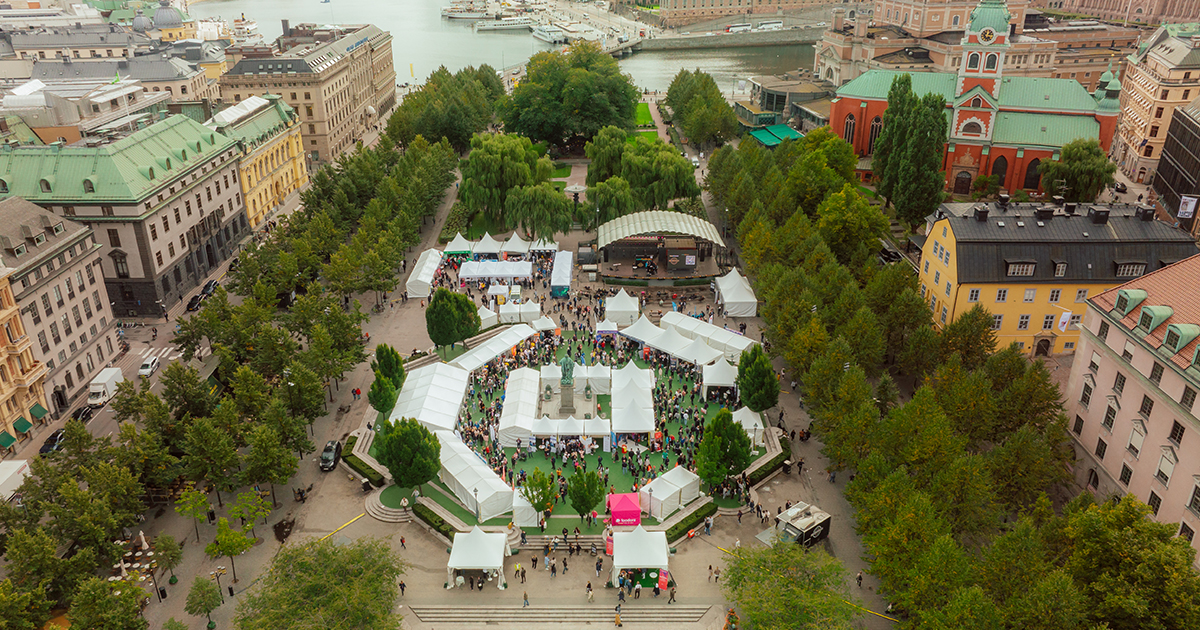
[[136, 346, 184, 361]]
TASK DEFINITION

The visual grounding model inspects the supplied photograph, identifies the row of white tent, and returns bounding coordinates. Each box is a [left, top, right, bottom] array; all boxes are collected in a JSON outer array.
[[445, 232, 558, 256], [405, 248, 445, 298], [459, 260, 533, 280], [389, 362, 470, 432], [661, 311, 758, 361], [436, 430, 514, 522], [605, 289, 640, 327], [539, 363, 612, 394], [714, 269, 758, 317], [621, 315, 729, 365], [450, 324, 539, 373], [639, 466, 702, 520]]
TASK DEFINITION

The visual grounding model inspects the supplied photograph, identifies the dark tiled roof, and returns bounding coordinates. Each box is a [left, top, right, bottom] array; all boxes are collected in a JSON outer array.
[[0, 197, 90, 271], [31, 56, 198, 81], [1091, 253, 1200, 372]]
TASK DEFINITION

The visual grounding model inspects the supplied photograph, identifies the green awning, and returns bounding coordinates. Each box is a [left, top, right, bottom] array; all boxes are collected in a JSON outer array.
[[0, 431, 14, 449], [30, 403, 49, 419], [749, 129, 781, 147], [766, 124, 804, 141], [12, 417, 32, 434]]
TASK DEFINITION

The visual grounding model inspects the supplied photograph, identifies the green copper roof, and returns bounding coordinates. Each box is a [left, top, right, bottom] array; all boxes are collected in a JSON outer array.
[[1163, 23, 1200, 37], [749, 129, 781, 147], [766, 124, 803, 141], [837, 70, 1102, 113], [968, 0, 1012, 37], [211, 97, 296, 147], [990, 112, 1099, 149], [0, 115, 236, 204]]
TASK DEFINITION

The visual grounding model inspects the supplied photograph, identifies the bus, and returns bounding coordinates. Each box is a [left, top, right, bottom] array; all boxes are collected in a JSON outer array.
[[726, 23, 751, 32], [756, 20, 783, 31]]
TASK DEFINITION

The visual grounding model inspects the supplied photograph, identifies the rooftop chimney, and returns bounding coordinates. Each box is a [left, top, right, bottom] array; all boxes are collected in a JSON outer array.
[[1137, 205, 1155, 221], [282, 19, 290, 37], [997, 193, 1010, 208], [974, 206, 990, 222], [1052, 195, 1065, 206], [1088, 207, 1110, 225], [1035, 207, 1054, 221], [832, 8, 845, 31], [1064, 202, 1078, 215]]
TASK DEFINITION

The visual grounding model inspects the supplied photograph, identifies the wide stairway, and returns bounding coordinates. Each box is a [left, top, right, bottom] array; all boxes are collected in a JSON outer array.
[[516, 534, 607, 553], [407, 604, 711, 625]]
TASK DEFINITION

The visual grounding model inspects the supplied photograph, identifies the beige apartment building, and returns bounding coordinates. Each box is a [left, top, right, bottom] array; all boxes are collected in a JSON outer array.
[[1113, 23, 1200, 185], [8, 23, 149, 61], [0, 198, 117, 416], [0, 266, 49, 457], [219, 23, 396, 168], [1036, 0, 1200, 26]]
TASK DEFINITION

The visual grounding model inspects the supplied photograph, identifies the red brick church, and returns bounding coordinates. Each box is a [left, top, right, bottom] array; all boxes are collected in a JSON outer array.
[[829, 0, 1120, 194]]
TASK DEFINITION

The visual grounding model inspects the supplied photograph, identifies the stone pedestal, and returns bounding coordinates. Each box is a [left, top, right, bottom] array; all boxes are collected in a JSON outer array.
[[559, 382, 576, 415]]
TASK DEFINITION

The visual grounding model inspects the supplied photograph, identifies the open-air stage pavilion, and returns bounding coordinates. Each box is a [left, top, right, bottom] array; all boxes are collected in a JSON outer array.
[[597, 211, 724, 281]]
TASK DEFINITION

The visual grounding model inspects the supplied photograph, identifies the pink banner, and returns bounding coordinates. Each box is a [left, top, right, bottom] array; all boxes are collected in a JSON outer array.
[[658, 569, 669, 590], [605, 535, 613, 556]]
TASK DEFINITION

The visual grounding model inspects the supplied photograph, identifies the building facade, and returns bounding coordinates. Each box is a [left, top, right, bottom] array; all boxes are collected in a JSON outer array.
[[1064, 254, 1200, 563], [0, 78, 173, 144], [655, 0, 843, 27], [0, 115, 249, 317], [830, 0, 1121, 193], [205, 95, 308, 229], [1035, 0, 1200, 25], [1152, 95, 1200, 235], [918, 200, 1198, 355], [0, 198, 117, 416], [815, 1, 1140, 92], [0, 266, 49, 457], [219, 23, 395, 167]]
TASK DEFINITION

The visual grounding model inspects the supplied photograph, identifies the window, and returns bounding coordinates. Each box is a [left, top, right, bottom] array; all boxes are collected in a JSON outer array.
[[1149, 491, 1162, 515], [1114, 372, 1126, 394], [1182, 522, 1195, 543], [1007, 263, 1035, 276], [1069, 314, 1082, 330], [1081, 382, 1093, 407], [934, 271, 941, 285], [1151, 125, 1160, 138], [968, 288, 980, 302], [1103, 405, 1117, 430], [114, 255, 129, 279], [1098, 321, 1110, 341], [967, 52, 980, 69], [1064, 342, 1076, 350], [996, 288, 1008, 302], [1139, 310, 1155, 330], [1128, 423, 1145, 455], [1095, 437, 1107, 459], [1043, 314, 1056, 330], [842, 113, 856, 141], [941, 306, 948, 323], [991, 314, 1003, 330], [1140, 395, 1155, 417], [962, 121, 983, 134], [1024, 288, 1036, 302], [945, 282, 951, 296], [1182, 386, 1196, 411], [149, 224, 157, 241], [1076, 289, 1088, 302], [1170, 420, 1185, 445], [1018, 314, 1031, 330], [1156, 106, 1165, 118], [155, 252, 163, 267], [1117, 263, 1146, 277], [924, 260, 929, 273], [985, 53, 998, 70], [1150, 362, 1164, 385], [108, 229, 121, 248], [1073, 415, 1084, 435], [1165, 328, 1181, 349], [1120, 464, 1132, 485]]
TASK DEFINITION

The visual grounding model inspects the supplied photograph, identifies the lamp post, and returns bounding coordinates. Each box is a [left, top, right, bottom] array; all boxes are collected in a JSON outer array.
[[648, 487, 653, 521], [210, 566, 227, 603], [565, 184, 587, 229]]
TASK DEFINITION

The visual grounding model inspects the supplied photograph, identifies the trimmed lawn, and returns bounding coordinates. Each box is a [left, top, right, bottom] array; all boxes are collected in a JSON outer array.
[[626, 130, 660, 144], [379, 485, 415, 509], [636, 102, 654, 127], [465, 212, 508, 240], [551, 181, 566, 193], [550, 165, 572, 179]]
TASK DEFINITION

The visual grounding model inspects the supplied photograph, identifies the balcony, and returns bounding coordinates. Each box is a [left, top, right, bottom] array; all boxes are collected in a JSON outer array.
[[12, 360, 47, 388], [3, 333, 32, 356]]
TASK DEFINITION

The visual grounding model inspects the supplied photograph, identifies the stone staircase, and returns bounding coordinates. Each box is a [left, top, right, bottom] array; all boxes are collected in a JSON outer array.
[[515, 534, 607, 553], [364, 489, 412, 523], [406, 604, 711, 625]]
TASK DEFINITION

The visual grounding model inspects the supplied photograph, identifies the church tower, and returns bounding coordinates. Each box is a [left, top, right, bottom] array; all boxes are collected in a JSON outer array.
[[951, 0, 1014, 143]]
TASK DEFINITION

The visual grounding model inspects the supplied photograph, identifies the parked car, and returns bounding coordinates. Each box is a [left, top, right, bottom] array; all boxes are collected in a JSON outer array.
[[201, 279, 219, 296], [39, 429, 66, 455], [691, 157, 700, 168], [1114, 181, 1128, 193], [138, 356, 160, 377], [319, 440, 343, 471], [70, 406, 94, 424], [186, 294, 205, 312]]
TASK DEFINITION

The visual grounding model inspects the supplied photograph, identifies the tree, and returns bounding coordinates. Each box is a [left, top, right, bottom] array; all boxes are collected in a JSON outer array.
[[0, 578, 50, 630], [696, 409, 754, 488], [175, 483, 210, 543], [3, 526, 96, 608], [618, 135, 701, 209], [520, 468, 556, 517], [229, 491, 272, 541], [367, 370, 397, 413], [184, 576, 222, 627], [737, 345, 779, 412], [373, 418, 441, 491], [870, 74, 917, 205], [154, 534, 183, 581], [892, 92, 949, 228], [587, 176, 639, 228], [241, 425, 298, 508], [160, 362, 218, 422], [425, 288, 481, 350], [279, 360, 326, 434], [585, 125, 628, 186], [566, 470, 605, 521], [666, 69, 738, 148], [722, 541, 860, 630], [834, 306, 885, 376], [939, 304, 997, 370], [1039, 138, 1116, 203], [205, 518, 254, 583], [899, 324, 940, 378], [163, 620, 190, 630], [458, 133, 551, 222], [235, 536, 406, 630], [68, 577, 148, 630], [371, 344, 406, 390], [181, 416, 239, 506], [504, 181, 573, 241], [500, 41, 638, 146], [816, 184, 889, 267]]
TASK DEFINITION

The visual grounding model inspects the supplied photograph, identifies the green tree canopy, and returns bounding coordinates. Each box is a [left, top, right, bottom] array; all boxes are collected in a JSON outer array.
[[737, 345, 779, 412], [384, 65, 500, 151], [368, 370, 398, 414], [205, 517, 254, 582], [870, 74, 950, 228], [666, 69, 738, 147], [184, 576, 222, 625], [68, 577, 148, 630], [504, 181, 573, 241], [1039, 138, 1116, 203], [696, 408, 754, 488], [566, 470, 605, 520], [425, 287, 481, 349], [374, 418, 441, 490], [458, 133, 552, 222], [520, 467, 556, 516], [722, 541, 860, 630]]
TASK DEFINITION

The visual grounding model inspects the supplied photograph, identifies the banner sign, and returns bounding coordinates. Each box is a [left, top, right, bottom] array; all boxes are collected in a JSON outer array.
[[1180, 195, 1198, 219]]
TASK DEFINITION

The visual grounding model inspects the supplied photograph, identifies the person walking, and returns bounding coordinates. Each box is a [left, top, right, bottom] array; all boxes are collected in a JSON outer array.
[[400, 536, 406, 550], [614, 604, 623, 627], [587, 582, 594, 603], [736, 509, 742, 524], [563, 557, 568, 574], [856, 571, 863, 588], [523, 591, 530, 608], [708, 565, 713, 582], [399, 580, 406, 596], [596, 557, 603, 577], [668, 586, 676, 604], [634, 583, 641, 599], [532, 555, 539, 570], [521, 567, 527, 583], [515, 562, 522, 579], [551, 560, 557, 578], [714, 567, 721, 582], [618, 589, 626, 603]]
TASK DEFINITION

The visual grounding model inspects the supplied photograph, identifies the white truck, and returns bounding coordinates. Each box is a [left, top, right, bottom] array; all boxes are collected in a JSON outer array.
[[88, 367, 124, 408], [0, 460, 30, 504]]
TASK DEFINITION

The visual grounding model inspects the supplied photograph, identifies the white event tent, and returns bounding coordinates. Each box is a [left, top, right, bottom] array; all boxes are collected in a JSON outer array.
[[540, 364, 562, 392], [733, 407, 765, 446], [551, 250, 573, 293], [581, 364, 611, 395], [611, 526, 669, 585], [596, 319, 619, 335], [661, 311, 757, 362], [497, 368, 542, 447], [660, 466, 701, 504], [681, 337, 723, 366], [639, 466, 701, 520], [498, 302, 520, 324], [702, 359, 738, 398], [620, 315, 663, 346], [605, 289, 640, 327], [532, 315, 556, 332], [390, 363, 469, 432], [478, 306, 498, 329], [530, 239, 558, 252], [715, 270, 758, 317], [646, 326, 693, 359], [502, 234, 530, 254], [512, 494, 540, 527], [611, 362, 655, 392], [436, 431, 513, 522], [519, 300, 540, 323], [459, 260, 533, 280], [451, 324, 538, 373], [405, 248, 443, 298], [474, 232, 503, 257], [611, 396, 655, 434], [447, 527, 510, 589], [445, 233, 475, 255]]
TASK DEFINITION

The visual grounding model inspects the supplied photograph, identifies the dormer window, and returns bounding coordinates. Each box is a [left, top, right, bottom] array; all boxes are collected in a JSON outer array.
[[14, 244, 25, 256], [1116, 262, 1146, 277], [39, 179, 51, 193], [971, 96, 982, 108], [33, 234, 45, 245], [1115, 289, 1147, 315], [1137, 305, 1173, 332], [1006, 262, 1035, 276], [1054, 262, 1067, 277], [0, 179, 7, 193], [83, 179, 95, 194], [1162, 324, 1199, 353], [52, 222, 64, 235]]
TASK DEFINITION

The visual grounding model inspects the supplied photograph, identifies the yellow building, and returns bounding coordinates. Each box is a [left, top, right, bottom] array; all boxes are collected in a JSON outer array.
[[918, 200, 1198, 356], [205, 95, 308, 229], [0, 267, 50, 456], [150, 0, 197, 42]]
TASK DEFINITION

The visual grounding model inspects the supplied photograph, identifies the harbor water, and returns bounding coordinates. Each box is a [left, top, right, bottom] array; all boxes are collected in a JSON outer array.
[[187, 0, 817, 92]]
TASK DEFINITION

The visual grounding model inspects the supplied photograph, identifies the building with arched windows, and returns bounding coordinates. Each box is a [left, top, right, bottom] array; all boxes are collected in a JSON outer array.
[[829, 0, 1120, 193]]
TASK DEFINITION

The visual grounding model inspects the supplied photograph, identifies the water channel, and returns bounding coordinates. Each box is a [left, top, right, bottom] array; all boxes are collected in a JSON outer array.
[[187, 0, 816, 92]]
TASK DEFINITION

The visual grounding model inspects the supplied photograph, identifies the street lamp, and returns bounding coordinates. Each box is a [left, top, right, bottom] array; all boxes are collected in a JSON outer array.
[[564, 184, 587, 229], [210, 566, 227, 603], [648, 487, 653, 521]]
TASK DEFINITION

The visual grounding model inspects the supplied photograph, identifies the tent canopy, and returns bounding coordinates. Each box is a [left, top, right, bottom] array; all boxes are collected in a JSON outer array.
[[608, 493, 641, 526], [530, 239, 559, 252], [451, 324, 537, 373], [611, 362, 655, 392], [447, 526, 509, 571], [682, 337, 723, 366], [445, 233, 474, 255], [551, 250, 573, 289], [532, 315, 556, 332], [702, 359, 738, 396], [405, 248, 443, 298], [498, 368, 541, 447], [620, 315, 663, 346], [661, 311, 758, 362], [605, 289, 640, 327], [474, 232, 503, 255], [502, 234, 530, 254], [459, 260, 533, 280], [640, 475, 681, 520], [598, 210, 723, 250], [436, 432, 513, 522], [390, 363, 469, 432], [659, 466, 701, 504], [647, 326, 693, 359], [519, 300, 540, 323], [733, 407, 765, 446], [478, 306, 497, 329], [596, 319, 619, 334], [611, 525, 669, 570], [715, 269, 758, 317]]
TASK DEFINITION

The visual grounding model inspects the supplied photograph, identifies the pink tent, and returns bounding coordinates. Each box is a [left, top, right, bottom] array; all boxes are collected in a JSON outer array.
[[607, 493, 642, 526]]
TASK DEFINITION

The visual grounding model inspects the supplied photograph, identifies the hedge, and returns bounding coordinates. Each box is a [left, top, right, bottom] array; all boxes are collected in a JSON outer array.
[[343, 453, 385, 487], [603, 277, 649, 286], [414, 503, 457, 541], [747, 437, 791, 486], [675, 278, 712, 287], [344, 435, 358, 451], [438, 202, 473, 243], [666, 501, 718, 542]]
